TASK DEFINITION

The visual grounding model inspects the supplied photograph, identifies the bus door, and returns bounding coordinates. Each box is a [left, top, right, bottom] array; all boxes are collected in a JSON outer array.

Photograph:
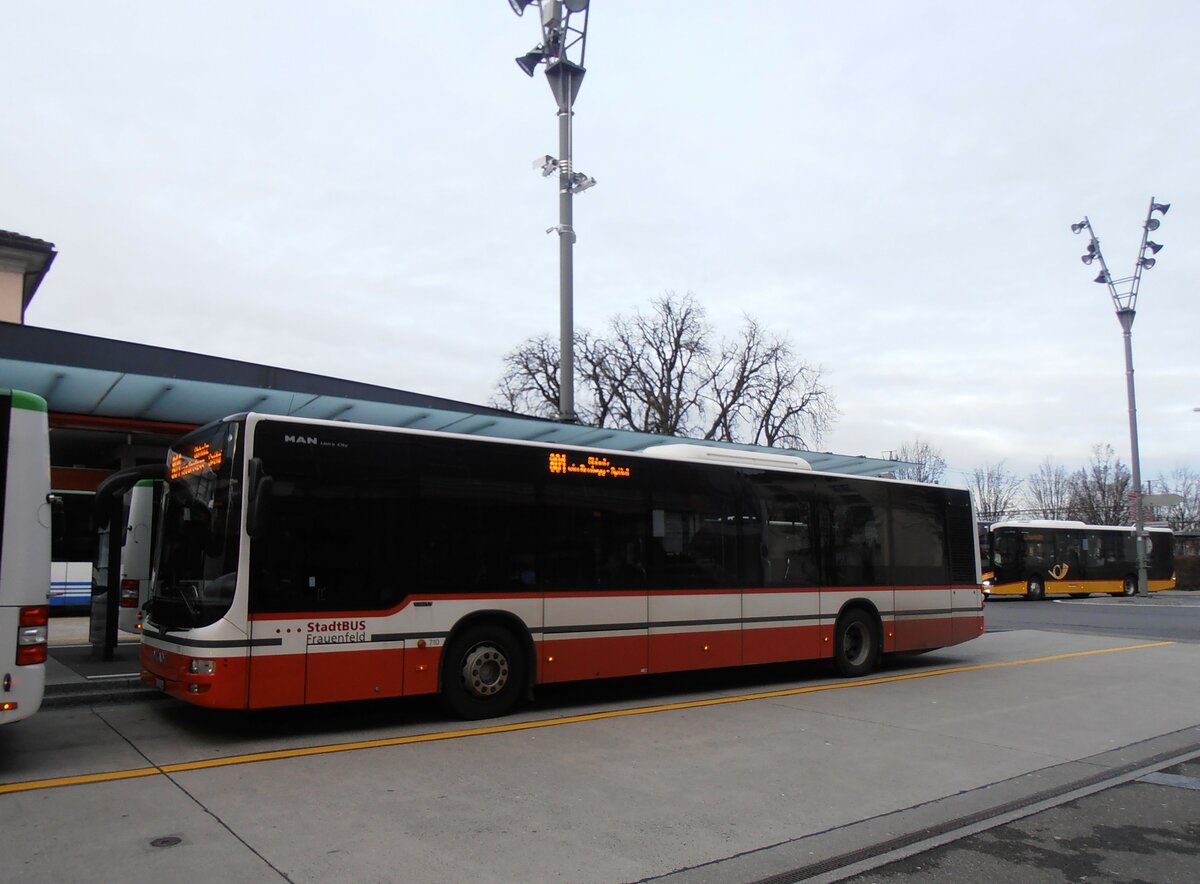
[[542, 484, 649, 682]]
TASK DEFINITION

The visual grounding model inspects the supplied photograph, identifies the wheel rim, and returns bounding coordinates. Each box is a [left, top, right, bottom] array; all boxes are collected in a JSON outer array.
[[842, 622, 869, 667], [461, 644, 510, 698], [1124, 578, 1136, 596]]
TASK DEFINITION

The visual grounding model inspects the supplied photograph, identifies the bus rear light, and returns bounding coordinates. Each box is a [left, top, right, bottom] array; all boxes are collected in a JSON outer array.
[[1, 701, 17, 712], [18, 606, 48, 628], [189, 659, 216, 675], [16, 642, 47, 666], [119, 579, 139, 608], [16, 606, 48, 666]]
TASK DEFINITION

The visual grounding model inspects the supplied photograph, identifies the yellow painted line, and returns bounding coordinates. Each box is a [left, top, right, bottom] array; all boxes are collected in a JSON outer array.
[[1, 639, 1174, 796]]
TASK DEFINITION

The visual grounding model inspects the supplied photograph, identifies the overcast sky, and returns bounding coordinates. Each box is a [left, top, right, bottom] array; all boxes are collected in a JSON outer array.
[[5, 2, 1197, 486]]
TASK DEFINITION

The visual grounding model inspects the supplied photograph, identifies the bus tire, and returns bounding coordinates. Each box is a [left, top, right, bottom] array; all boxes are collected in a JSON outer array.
[[1121, 576, 1137, 597], [833, 608, 878, 678], [442, 622, 526, 720], [1026, 576, 1045, 601]]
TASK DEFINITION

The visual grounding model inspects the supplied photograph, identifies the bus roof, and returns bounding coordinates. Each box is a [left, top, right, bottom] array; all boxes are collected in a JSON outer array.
[[990, 519, 1173, 534]]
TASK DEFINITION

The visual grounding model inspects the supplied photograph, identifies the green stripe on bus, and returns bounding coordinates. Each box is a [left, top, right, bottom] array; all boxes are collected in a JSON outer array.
[[2, 390, 49, 413]]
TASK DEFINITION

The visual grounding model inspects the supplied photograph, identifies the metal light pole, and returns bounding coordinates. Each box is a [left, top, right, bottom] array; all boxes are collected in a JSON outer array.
[[508, 0, 594, 423], [1071, 198, 1171, 596]]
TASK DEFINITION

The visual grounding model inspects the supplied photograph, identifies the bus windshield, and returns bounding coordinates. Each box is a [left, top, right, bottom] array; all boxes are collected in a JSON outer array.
[[149, 421, 242, 629]]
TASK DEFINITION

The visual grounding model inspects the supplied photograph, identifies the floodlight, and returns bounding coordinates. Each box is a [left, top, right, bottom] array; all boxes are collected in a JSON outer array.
[[516, 48, 543, 77], [1147, 218, 1160, 231], [564, 0, 590, 10]]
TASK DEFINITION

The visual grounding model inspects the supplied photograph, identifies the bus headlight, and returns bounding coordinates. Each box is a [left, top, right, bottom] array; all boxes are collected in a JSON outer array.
[[188, 659, 216, 675]]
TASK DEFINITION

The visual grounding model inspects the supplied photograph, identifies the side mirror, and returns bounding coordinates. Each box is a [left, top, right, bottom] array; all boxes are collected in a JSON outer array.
[[246, 458, 274, 539]]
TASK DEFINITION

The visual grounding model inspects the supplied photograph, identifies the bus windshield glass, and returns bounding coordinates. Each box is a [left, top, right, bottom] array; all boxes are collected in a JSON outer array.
[[150, 421, 242, 629]]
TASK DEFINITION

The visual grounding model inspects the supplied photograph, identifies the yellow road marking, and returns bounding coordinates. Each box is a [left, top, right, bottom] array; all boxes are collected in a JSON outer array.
[[1, 640, 1174, 796]]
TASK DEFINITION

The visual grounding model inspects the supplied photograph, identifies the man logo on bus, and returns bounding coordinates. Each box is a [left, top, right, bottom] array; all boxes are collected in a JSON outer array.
[[285, 435, 318, 445]]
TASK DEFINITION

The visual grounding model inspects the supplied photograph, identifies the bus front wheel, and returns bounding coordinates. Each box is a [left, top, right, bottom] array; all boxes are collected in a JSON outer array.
[[833, 609, 878, 678], [442, 623, 526, 720], [1122, 576, 1137, 597], [1026, 577, 1045, 601]]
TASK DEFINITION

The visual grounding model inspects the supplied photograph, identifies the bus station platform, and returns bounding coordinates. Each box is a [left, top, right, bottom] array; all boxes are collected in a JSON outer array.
[[43, 618, 157, 707]]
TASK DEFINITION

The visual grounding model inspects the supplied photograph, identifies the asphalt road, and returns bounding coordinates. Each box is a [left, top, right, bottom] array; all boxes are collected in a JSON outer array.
[[984, 590, 1200, 644]]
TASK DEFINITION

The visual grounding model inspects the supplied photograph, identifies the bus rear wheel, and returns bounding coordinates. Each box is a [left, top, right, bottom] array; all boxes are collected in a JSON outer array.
[[1121, 576, 1137, 597], [1026, 577, 1045, 601], [442, 623, 526, 720], [833, 608, 878, 678]]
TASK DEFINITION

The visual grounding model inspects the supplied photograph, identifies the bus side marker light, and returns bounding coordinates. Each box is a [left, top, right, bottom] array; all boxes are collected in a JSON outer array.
[[547, 656, 555, 663]]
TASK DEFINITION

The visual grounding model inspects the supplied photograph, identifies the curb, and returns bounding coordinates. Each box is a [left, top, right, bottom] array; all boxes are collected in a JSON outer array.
[[42, 679, 162, 708]]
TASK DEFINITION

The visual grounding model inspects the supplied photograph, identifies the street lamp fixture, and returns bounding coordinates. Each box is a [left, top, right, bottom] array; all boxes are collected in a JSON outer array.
[[507, 0, 594, 424], [1070, 197, 1171, 596]]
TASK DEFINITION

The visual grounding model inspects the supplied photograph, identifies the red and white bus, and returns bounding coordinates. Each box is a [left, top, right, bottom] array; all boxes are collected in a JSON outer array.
[[141, 413, 984, 718], [1, 390, 51, 725]]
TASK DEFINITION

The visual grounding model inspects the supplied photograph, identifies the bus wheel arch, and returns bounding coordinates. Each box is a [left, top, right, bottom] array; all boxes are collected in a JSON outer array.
[[439, 614, 533, 720], [833, 603, 881, 678]]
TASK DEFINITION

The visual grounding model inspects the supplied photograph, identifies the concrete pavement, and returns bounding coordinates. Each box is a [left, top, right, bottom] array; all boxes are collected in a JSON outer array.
[[35, 600, 1200, 882]]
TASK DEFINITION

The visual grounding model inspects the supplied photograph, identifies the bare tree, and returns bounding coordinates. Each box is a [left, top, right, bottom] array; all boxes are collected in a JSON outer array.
[[493, 333, 560, 419], [702, 316, 836, 449], [1153, 467, 1200, 531], [890, 438, 946, 484], [609, 293, 708, 436], [1068, 443, 1131, 525], [1026, 459, 1072, 519], [971, 461, 1023, 521], [491, 291, 837, 448]]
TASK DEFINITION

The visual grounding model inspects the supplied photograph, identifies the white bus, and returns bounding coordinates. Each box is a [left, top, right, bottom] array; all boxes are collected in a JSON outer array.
[[117, 479, 162, 634], [1, 390, 51, 725], [50, 490, 95, 610]]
